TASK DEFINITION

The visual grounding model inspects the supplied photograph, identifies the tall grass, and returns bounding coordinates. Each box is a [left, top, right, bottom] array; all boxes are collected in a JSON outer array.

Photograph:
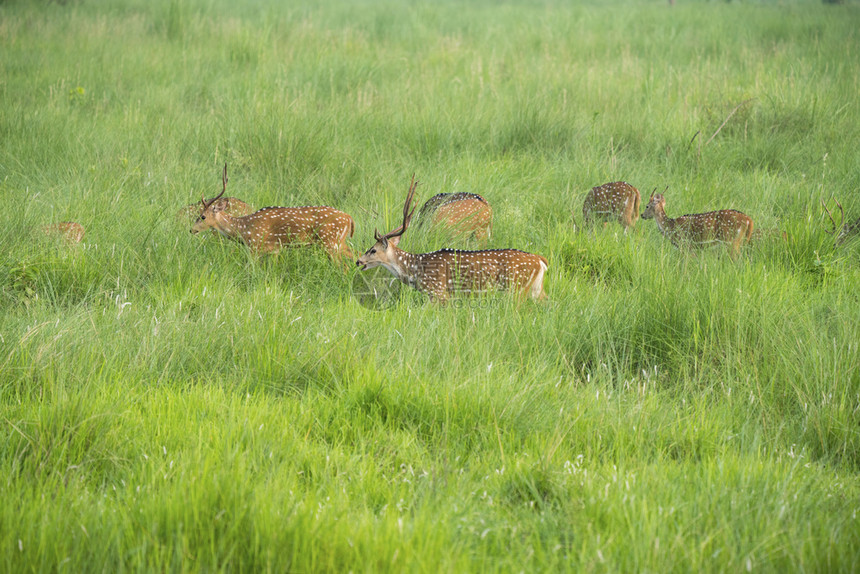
[[1, 0, 859, 571]]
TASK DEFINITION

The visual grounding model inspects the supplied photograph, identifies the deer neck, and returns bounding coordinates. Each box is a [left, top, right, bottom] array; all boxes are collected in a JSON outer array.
[[381, 246, 421, 287], [212, 212, 240, 240], [652, 206, 674, 237]]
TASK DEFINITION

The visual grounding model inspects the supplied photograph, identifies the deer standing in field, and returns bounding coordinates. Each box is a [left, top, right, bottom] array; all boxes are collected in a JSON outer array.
[[581, 181, 641, 231], [822, 199, 860, 246], [41, 222, 85, 244], [416, 192, 493, 242], [356, 175, 548, 301], [641, 191, 754, 258], [191, 164, 355, 260]]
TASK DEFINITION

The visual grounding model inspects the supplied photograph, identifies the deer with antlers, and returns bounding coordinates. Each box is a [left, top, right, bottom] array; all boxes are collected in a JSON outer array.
[[191, 164, 355, 260], [356, 175, 548, 301], [641, 190, 753, 258], [822, 199, 860, 246], [416, 192, 493, 242], [582, 181, 641, 231]]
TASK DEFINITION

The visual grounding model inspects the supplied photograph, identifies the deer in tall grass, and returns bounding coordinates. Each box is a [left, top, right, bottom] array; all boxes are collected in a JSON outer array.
[[40, 222, 85, 244], [191, 164, 355, 261], [416, 192, 493, 242], [822, 198, 860, 246], [356, 175, 548, 301], [641, 190, 753, 258], [582, 181, 641, 231]]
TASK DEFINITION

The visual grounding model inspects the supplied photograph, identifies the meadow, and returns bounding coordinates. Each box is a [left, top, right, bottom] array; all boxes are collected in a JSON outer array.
[[1, 0, 859, 571]]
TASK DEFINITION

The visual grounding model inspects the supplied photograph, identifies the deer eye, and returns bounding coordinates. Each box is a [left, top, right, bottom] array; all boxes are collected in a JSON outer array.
[[201, 215, 206, 220], [370, 248, 376, 254]]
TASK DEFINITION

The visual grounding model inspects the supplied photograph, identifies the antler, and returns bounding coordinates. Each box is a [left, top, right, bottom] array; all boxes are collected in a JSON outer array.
[[375, 174, 419, 243], [821, 198, 844, 235], [201, 163, 229, 210], [648, 186, 667, 201]]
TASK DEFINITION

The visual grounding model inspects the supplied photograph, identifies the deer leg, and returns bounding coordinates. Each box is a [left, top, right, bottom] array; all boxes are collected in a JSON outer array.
[[731, 236, 743, 260]]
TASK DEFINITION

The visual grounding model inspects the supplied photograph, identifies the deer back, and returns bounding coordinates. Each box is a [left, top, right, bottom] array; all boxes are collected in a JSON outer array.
[[232, 205, 354, 255], [418, 193, 493, 240], [672, 209, 754, 244]]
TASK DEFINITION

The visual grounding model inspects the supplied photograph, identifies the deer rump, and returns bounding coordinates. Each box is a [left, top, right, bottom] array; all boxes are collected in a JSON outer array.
[[582, 184, 640, 223], [411, 248, 547, 296]]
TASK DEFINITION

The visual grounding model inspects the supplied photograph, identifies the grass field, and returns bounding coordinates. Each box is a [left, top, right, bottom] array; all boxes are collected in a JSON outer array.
[[2, 0, 860, 571]]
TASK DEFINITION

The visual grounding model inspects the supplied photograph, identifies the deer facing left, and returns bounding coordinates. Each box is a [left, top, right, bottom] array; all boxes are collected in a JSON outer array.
[[191, 164, 355, 260], [416, 192, 493, 242], [356, 175, 548, 301], [641, 190, 753, 259]]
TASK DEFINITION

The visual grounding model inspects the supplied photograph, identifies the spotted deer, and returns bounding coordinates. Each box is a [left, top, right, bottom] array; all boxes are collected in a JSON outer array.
[[822, 199, 860, 246], [416, 192, 493, 241], [41, 222, 85, 244], [582, 181, 641, 231], [356, 176, 548, 301], [641, 191, 753, 258], [191, 164, 355, 260]]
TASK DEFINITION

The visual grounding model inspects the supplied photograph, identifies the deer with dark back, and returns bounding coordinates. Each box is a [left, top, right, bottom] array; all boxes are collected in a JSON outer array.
[[416, 192, 493, 242], [191, 164, 355, 261], [356, 175, 548, 301]]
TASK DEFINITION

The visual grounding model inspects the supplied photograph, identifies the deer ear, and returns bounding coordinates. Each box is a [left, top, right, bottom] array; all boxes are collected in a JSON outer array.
[[212, 198, 229, 213], [388, 236, 400, 247]]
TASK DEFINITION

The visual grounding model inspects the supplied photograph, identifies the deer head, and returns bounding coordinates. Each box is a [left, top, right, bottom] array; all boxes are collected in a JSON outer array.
[[641, 188, 666, 220], [356, 175, 418, 270], [191, 163, 229, 235]]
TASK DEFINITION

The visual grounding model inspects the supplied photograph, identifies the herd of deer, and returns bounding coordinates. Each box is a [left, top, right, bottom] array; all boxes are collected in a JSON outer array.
[[41, 165, 858, 302]]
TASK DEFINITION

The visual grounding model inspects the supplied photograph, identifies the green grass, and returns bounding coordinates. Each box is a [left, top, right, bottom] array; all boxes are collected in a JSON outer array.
[[2, 0, 860, 571]]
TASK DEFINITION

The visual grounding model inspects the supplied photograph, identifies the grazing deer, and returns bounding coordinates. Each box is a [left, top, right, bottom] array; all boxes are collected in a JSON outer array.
[[191, 164, 355, 260], [582, 181, 641, 231], [41, 222, 85, 244], [822, 199, 860, 245], [416, 192, 493, 241], [641, 191, 753, 258], [356, 176, 548, 301]]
